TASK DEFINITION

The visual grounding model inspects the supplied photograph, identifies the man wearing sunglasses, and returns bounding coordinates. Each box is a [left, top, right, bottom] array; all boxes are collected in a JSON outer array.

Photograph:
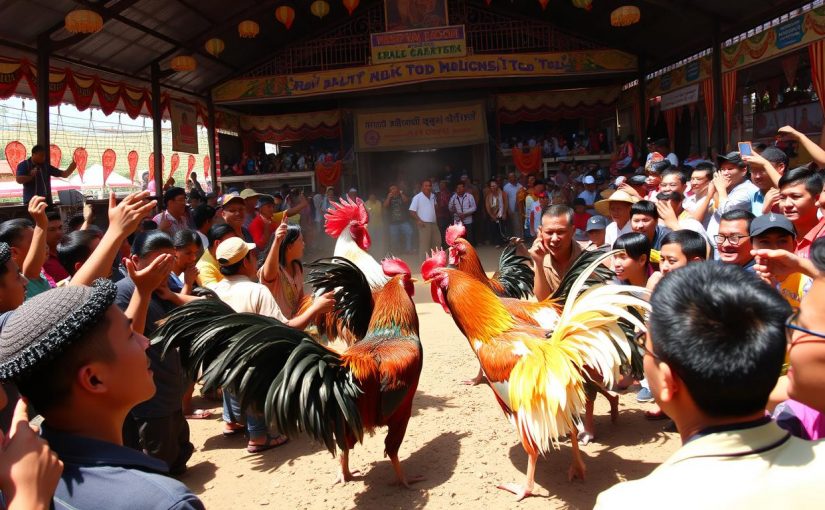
[[596, 262, 825, 508]]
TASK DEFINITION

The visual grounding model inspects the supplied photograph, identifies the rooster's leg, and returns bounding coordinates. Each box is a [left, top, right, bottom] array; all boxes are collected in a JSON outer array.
[[385, 391, 424, 488], [333, 449, 362, 485], [497, 451, 538, 501], [461, 366, 486, 386], [567, 431, 587, 482]]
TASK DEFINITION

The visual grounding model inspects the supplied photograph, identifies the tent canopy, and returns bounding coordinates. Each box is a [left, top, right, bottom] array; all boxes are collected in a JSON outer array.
[[69, 165, 135, 189]]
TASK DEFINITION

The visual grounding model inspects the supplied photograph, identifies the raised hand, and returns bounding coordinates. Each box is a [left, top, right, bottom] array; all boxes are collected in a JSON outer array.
[[27, 196, 48, 230], [0, 400, 63, 510], [274, 213, 289, 245], [107, 191, 156, 238], [125, 253, 174, 296], [528, 236, 548, 263], [777, 125, 800, 140]]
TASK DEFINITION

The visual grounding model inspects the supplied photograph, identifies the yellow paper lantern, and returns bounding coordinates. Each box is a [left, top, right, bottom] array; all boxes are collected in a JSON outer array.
[[65, 9, 103, 34], [311, 0, 330, 19], [276, 6, 296, 30], [238, 20, 260, 38], [572, 0, 592, 10], [170, 55, 197, 72], [611, 6, 641, 27], [205, 38, 225, 57], [342, 0, 359, 16]]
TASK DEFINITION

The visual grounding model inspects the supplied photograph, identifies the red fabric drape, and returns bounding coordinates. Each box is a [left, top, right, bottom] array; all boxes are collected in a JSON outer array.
[[663, 109, 677, 151], [511, 146, 542, 175], [810, 40, 825, 114], [315, 160, 342, 187], [702, 79, 714, 144], [722, 71, 738, 151]]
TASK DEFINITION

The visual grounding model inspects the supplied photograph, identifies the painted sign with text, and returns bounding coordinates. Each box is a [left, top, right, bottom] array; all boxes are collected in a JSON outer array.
[[213, 50, 636, 102], [354, 103, 487, 152], [370, 25, 466, 64]]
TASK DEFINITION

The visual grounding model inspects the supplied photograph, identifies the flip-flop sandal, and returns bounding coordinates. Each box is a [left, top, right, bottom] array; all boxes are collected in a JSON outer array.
[[645, 409, 669, 421], [223, 422, 244, 436], [247, 434, 289, 453], [185, 409, 213, 420]]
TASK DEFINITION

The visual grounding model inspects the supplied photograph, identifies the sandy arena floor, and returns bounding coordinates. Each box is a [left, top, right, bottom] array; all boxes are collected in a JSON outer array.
[[178, 246, 680, 509]]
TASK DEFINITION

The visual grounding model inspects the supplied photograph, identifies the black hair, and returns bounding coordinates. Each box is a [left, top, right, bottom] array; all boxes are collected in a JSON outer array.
[[163, 186, 186, 208], [141, 219, 158, 231], [66, 214, 85, 232], [31, 144, 45, 154], [131, 230, 174, 258], [660, 230, 708, 260], [631, 200, 658, 220], [0, 218, 34, 247], [57, 230, 101, 276], [656, 191, 685, 203], [692, 163, 715, 178], [720, 209, 755, 230], [278, 225, 302, 270], [649, 262, 790, 417], [46, 211, 61, 223], [613, 232, 650, 261], [661, 169, 687, 185], [542, 204, 573, 226], [207, 223, 235, 248], [573, 198, 586, 207], [173, 229, 202, 250], [192, 205, 216, 230], [778, 166, 824, 196], [219, 257, 246, 276]]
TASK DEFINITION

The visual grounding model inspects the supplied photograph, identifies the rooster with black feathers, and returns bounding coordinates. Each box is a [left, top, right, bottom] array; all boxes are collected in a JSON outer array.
[[153, 256, 423, 487]]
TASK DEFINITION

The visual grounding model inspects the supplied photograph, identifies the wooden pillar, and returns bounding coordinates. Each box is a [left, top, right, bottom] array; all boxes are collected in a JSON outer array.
[[712, 27, 725, 155], [36, 35, 50, 151], [151, 63, 163, 199], [637, 55, 647, 145], [207, 94, 218, 194]]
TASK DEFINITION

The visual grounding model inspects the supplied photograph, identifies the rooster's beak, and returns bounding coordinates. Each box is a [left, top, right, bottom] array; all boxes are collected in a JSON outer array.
[[409, 277, 418, 283]]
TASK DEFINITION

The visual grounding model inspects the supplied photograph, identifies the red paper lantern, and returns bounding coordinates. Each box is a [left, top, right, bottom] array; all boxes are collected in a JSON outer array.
[[102, 149, 116, 185], [342, 0, 359, 16], [276, 5, 295, 29], [73, 147, 88, 181], [50, 144, 62, 168], [5, 141, 26, 176], [186, 154, 196, 182], [127, 150, 138, 182], [203, 155, 211, 179]]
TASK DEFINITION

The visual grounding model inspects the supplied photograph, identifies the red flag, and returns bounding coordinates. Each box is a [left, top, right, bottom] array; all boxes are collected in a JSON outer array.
[[170, 153, 180, 178], [102, 149, 117, 185], [73, 147, 88, 181], [127, 150, 138, 182], [186, 154, 196, 182]]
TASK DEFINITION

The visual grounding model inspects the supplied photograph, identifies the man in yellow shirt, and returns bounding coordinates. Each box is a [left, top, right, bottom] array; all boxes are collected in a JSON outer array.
[[196, 223, 236, 288]]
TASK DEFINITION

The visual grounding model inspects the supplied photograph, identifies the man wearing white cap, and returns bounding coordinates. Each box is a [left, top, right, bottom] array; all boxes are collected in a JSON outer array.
[[595, 190, 637, 246], [346, 187, 363, 204], [578, 175, 598, 209]]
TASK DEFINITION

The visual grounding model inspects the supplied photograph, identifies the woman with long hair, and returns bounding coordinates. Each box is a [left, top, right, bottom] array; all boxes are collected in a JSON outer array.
[[259, 217, 305, 319]]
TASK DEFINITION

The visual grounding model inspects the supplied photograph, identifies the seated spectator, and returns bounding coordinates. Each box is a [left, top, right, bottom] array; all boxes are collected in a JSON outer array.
[[0, 281, 204, 509], [585, 215, 608, 249], [716, 210, 756, 270], [56, 229, 104, 284], [595, 262, 825, 509], [116, 231, 194, 475], [210, 237, 334, 452], [196, 223, 235, 287], [659, 169, 687, 195], [153, 187, 189, 237], [42, 210, 68, 285], [778, 167, 825, 258], [630, 200, 671, 251], [0, 197, 51, 298], [772, 237, 825, 439]]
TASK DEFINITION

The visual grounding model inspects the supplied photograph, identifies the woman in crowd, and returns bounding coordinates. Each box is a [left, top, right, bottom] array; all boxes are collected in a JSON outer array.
[[612, 232, 653, 287], [172, 230, 201, 296], [259, 217, 306, 319]]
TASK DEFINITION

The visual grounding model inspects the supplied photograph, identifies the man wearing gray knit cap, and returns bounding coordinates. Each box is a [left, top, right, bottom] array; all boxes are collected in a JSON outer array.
[[0, 279, 203, 510]]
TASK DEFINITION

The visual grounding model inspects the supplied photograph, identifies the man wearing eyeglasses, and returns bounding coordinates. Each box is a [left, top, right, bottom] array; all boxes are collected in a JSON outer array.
[[716, 209, 756, 270], [596, 262, 825, 508]]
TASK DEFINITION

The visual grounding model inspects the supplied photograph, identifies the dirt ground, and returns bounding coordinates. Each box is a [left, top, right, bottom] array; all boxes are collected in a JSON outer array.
[[179, 246, 681, 509]]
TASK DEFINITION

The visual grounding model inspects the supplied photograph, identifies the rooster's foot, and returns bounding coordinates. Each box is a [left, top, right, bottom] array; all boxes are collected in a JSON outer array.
[[607, 393, 620, 423], [333, 469, 362, 485], [567, 459, 586, 481], [497, 482, 534, 502], [391, 474, 425, 489], [461, 368, 486, 386]]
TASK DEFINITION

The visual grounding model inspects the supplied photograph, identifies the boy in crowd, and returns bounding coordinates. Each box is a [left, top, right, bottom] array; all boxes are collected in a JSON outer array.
[[778, 166, 825, 258], [630, 200, 671, 251]]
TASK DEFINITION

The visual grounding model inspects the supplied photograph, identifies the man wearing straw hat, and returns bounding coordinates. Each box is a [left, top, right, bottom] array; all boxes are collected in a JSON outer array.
[[595, 189, 638, 246]]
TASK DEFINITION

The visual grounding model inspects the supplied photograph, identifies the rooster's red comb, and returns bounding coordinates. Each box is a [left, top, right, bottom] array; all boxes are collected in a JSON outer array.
[[421, 248, 448, 280], [324, 197, 369, 238], [381, 256, 412, 277], [445, 222, 467, 247]]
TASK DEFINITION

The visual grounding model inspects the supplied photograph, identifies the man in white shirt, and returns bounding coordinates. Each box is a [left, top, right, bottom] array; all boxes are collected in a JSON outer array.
[[153, 187, 189, 237], [595, 189, 637, 246], [503, 172, 523, 240], [653, 138, 679, 167], [448, 182, 477, 244], [409, 179, 441, 260], [706, 152, 759, 247], [682, 163, 715, 228], [577, 175, 599, 213]]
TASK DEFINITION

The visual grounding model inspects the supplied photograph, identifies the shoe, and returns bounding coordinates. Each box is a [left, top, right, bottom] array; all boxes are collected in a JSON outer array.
[[636, 387, 654, 403]]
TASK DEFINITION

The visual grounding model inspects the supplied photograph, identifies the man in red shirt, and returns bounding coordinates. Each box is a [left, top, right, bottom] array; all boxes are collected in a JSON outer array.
[[779, 167, 825, 258]]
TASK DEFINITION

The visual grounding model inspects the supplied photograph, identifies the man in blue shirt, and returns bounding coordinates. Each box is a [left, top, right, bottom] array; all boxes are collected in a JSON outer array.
[[15, 145, 77, 206]]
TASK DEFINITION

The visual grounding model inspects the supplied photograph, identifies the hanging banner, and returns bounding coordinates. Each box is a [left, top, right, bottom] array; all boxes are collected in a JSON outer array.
[[73, 147, 88, 181], [127, 150, 139, 182], [371, 26, 466, 64], [170, 153, 180, 178], [170, 101, 199, 154], [5, 141, 26, 176], [186, 154, 196, 182], [214, 49, 637, 102], [512, 146, 542, 175], [660, 84, 699, 111], [316, 160, 343, 187], [355, 102, 486, 152], [385, 0, 447, 31], [49, 144, 62, 168], [203, 155, 211, 180], [101, 149, 116, 185]]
